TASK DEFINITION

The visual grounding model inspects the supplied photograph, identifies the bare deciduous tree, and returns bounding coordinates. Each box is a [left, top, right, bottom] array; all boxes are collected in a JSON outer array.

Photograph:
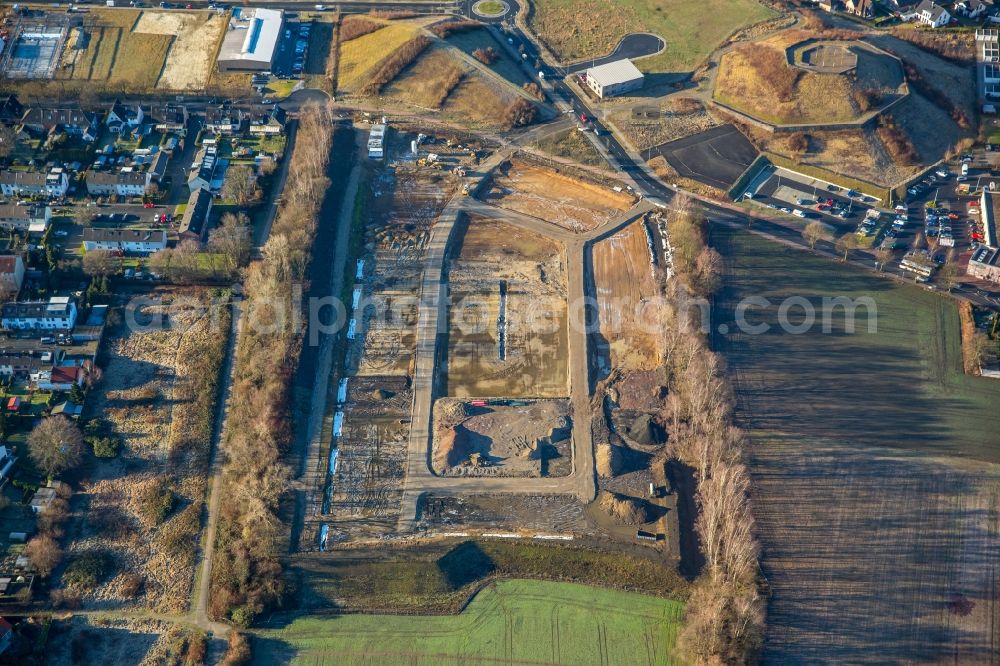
[[25, 534, 62, 576], [802, 220, 832, 249], [28, 416, 83, 477]]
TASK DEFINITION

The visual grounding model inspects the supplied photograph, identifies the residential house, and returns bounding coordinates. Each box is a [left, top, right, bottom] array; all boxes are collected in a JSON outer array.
[[0, 169, 69, 198], [19, 107, 99, 142], [903, 0, 952, 26], [85, 168, 151, 197], [0, 446, 15, 480], [188, 145, 219, 193], [968, 246, 1000, 283], [0, 256, 25, 296], [846, 0, 874, 17], [106, 99, 144, 134], [179, 187, 214, 242], [37, 365, 82, 391], [1, 296, 78, 331], [203, 106, 246, 135], [0, 96, 23, 124], [249, 106, 287, 136], [0, 204, 51, 233], [148, 103, 189, 135], [148, 151, 169, 183], [0, 349, 57, 378], [956, 0, 992, 18], [82, 228, 167, 255]]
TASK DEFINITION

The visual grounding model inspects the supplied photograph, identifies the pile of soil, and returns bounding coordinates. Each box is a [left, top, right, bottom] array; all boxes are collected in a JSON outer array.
[[597, 490, 651, 526], [626, 413, 665, 446], [434, 428, 479, 469], [596, 442, 623, 478]]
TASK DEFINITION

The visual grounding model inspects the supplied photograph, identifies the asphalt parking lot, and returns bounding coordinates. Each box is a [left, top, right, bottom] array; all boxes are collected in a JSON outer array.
[[272, 19, 312, 77], [649, 124, 759, 191]]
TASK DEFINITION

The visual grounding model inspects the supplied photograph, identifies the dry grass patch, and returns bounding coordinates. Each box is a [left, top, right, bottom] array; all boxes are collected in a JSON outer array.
[[385, 48, 466, 109], [529, 0, 775, 72], [440, 74, 514, 129], [715, 42, 859, 124], [608, 100, 720, 151], [65, 290, 230, 613], [337, 21, 421, 91]]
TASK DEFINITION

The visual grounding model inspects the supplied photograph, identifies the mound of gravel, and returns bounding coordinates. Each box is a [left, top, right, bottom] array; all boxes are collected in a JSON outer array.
[[597, 490, 651, 526], [596, 442, 623, 478]]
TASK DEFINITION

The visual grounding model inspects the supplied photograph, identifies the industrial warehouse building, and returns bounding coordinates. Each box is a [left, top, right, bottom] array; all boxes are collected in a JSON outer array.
[[216, 8, 284, 73], [585, 59, 645, 99]]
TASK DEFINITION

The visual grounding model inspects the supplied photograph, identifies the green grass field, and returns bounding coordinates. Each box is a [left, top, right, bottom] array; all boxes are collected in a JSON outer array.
[[529, 0, 776, 72], [256, 580, 684, 665]]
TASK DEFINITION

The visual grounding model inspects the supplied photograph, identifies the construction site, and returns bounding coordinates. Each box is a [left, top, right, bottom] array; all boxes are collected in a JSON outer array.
[[444, 215, 569, 398], [296, 121, 677, 552]]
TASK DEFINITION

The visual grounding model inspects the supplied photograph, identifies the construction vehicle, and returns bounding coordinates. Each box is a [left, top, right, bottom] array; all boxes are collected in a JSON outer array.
[[461, 183, 471, 196]]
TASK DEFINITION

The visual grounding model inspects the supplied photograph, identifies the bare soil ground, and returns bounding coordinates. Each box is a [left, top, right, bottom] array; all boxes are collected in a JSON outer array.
[[432, 398, 573, 477], [63, 290, 225, 613], [419, 494, 591, 533], [445, 216, 569, 398], [134, 10, 226, 90], [320, 155, 459, 546], [353, 166, 457, 378], [591, 217, 665, 374], [483, 159, 632, 233], [716, 227, 1000, 662]]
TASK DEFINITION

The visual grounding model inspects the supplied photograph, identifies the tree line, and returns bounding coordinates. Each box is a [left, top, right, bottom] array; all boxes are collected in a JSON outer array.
[[208, 103, 336, 627], [659, 198, 765, 663]]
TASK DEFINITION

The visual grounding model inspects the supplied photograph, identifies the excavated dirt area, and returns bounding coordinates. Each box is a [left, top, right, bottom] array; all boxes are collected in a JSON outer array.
[[483, 159, 633, 233], [592, 216, 667, 376], [432, 398, 572, 477], [445, 215, 569, 398]]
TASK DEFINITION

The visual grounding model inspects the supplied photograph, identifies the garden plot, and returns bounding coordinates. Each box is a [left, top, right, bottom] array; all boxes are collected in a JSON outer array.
[[134, 10, 227, 90], [432, 398, 572, 477], [483, 159, 633, 233], [62, 290, 228, 613], [445, 216, 569, 398], [591, 216, 665, 375]]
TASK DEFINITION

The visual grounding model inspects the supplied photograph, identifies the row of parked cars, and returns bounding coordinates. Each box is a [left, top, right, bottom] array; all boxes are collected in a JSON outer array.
[[283, 22, 311, 75]]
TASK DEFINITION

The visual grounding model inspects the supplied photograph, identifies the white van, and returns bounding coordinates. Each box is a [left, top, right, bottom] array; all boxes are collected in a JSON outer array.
[[961, 162, 969, 177]]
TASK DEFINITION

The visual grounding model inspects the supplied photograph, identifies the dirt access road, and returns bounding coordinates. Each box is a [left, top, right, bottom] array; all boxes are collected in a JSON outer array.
[[396, 155, 655, 529]]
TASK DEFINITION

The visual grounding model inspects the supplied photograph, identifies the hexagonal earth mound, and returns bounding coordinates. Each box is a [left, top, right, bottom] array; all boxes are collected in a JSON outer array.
[[798, 43, 858, 74], [713, 34, 906, 127]]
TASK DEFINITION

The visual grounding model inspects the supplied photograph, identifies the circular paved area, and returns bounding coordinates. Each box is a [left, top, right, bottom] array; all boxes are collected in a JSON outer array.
[[472, 0, 510, 18]]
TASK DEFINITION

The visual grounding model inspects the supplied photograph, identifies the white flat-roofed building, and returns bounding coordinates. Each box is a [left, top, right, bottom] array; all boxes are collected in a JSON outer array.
[[216, 8, 284, 73], [82, 228, 167, 255], [585, 59, 645, 99]]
